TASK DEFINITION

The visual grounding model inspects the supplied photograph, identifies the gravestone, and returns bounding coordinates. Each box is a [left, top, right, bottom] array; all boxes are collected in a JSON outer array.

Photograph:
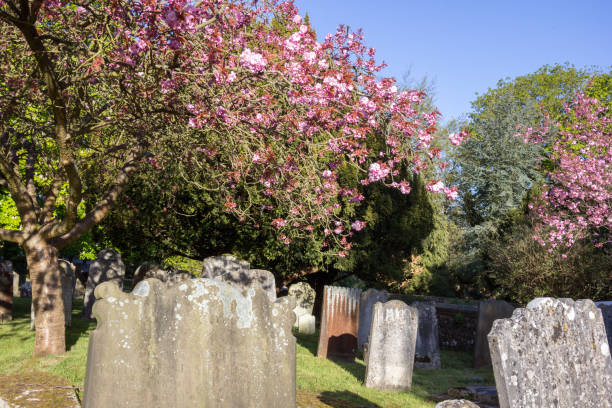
[[412, 301, 441, 369], [288, 282, 315, 320], [317, 286, 361, 361], [473, 299, 514, 368], [74, 275, 86, 300], [201, 255, 249, 279], [488, 297, 612, 408], [357, 288, 388, 351], [1, 261, 18, 298], [19, 281, 31, 298], [133, 263, 193, 287], [596, 301, 612, 349], [297, 314, 315, 335], [83, 249, 125, 320], [0, 263, 12, 323], [83, 278, 296, 407], [59, 260, 77, 327], [364, 300, 418, 391], [219, 268, 276, 302], [435, 400, 479, 408]]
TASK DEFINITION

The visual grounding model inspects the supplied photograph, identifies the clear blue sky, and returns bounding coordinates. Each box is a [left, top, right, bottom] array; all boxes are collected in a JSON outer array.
[[293, 0, 612, 122]]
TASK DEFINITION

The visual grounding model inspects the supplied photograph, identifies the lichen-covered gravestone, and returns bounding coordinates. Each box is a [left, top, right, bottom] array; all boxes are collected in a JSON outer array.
[[201, 255, 249, 279], [220, 268, 276, 302], [364, 300, 418, 391], [473, 299, 514, 368], [488, 298, 612, 408], [412, 301, 441, 369], [288, 282, 315, 333], [0, 262, 13, 323], [596, 301, 612, 350], [317, 286, 361, 361], [83, 249, 125, 320], [83, 278, 296, 407], [357, 289, 388, 351]]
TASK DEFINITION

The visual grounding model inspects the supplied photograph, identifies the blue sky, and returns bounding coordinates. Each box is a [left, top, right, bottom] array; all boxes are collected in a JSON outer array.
[[293, 0, 612, 122]]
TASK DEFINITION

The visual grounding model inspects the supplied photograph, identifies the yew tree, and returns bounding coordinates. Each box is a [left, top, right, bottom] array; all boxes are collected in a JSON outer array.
[[1, 0, 453, 356]]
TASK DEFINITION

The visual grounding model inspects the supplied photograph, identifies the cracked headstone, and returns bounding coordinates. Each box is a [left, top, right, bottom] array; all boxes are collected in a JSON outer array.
[[412, 301, 441, 369], [473, 299, 515, 368], [83, 249, 125, 320], [317, 286, 361, 361], [488, 297, 612, 408], [83, 278, 296, 407], [364, 300, 418, 391], [357, 288, 388, 351]]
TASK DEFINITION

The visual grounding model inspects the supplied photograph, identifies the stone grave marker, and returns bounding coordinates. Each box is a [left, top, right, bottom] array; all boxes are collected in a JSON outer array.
[[364, 300, 418, 391], [297, 314, 315, 335], [412, 300, 441, 369], [219, 268, 276, 302], [317, 286, 361, 361], [83, 249, 125, 320], [435, 400, 479, 408], [357, 288, 388, 351], [201, 255, 249, 279], [473, 299, 514, 368], [83, 278, 296, 407], [488, 297, 612, 408], [1, 261, 18, 298], [59, 260, 76, 327], [0, 262, 13, 323], [19, 281, 31, 298], [596, 301, 612, 350], [132, 263, 193, 287]]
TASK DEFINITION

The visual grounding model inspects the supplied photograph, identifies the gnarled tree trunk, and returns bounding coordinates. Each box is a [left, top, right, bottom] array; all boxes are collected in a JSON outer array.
[[24, 235, 65, 356]]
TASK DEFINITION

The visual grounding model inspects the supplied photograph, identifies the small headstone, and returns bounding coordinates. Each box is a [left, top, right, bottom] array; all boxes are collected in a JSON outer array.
[[83, 278, 296, 407], [435, 400, 479, 408], [488, 297, 612, 408], [74, 277, 86, 300], [297, 314, 315, 335], [59, 260, 76, 327], [0, 263, 13, 323], [596, 301, 612, 350], [316, 286, 361, 361], [132, 262, 166, 286], [2, 261, 18, 298], [288, 282, 316, 326], [357, 288, 388, 351], [201, 255, 249, 279], [364, 300, 418, 391], [83, 249, 125, 320], [219, 268, 276, 302], [412, 301, 441, 369], [473, 299, 514, 368]]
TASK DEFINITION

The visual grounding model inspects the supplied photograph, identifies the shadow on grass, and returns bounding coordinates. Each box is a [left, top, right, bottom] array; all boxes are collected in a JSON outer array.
[[319, 391, 380, 408], [328, 357, 366, 383], [66, 300, 96, 351]]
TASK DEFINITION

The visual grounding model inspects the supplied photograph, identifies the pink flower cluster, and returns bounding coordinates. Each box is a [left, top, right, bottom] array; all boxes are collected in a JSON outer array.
[[240, 48, 267, 73]]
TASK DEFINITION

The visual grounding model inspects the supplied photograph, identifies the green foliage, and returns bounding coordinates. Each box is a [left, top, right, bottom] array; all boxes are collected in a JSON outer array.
[[161, 256, 203, 277]]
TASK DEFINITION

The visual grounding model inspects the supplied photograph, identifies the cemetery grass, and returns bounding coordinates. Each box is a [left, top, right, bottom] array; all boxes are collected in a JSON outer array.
[[0, 298, 495, 408]]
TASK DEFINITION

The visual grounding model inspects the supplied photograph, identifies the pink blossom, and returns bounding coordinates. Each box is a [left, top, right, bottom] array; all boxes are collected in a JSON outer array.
[[351, 220, 366, 231], [368, 162, 390, 182], [240, 48, 267, 73], [426, 181, 445, 193]]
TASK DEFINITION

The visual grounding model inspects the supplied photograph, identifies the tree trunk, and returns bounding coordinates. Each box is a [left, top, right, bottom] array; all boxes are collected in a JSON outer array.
[[24, 235, 65, 356]]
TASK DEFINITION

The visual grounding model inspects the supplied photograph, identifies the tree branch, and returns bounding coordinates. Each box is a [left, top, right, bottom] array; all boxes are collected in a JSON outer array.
[[0, 148, 38, 229], [0, 228, 24, 244], [49, 155, 142, 248]]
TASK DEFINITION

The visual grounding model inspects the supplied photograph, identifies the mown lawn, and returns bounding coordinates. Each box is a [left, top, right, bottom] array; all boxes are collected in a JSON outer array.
[[0, 297, 495, 407]]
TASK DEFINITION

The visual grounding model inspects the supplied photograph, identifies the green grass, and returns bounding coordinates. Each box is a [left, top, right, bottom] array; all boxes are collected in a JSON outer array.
[[0, 297, 495, 407]]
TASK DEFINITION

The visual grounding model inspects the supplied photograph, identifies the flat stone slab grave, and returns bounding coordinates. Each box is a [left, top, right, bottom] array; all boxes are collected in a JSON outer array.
[[317, 286, 361, 361], [488, 297, 612, 408], [83, 278, 296, 407]]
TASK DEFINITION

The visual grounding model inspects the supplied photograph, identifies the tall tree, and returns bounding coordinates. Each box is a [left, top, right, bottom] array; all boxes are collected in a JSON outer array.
[[1, 0, 452, 355]]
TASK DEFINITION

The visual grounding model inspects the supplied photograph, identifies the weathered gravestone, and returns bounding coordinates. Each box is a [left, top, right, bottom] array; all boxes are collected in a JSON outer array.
[[201, 255, 249, 279], [435, 400, 479, 408], [473, 299, 515, 368], [30, 259, 77, 329], [596, 301, 612, 350], [83, 278, 296, 407], [288, 282, 315, 333], [1, 261, 18, 298], [317, 286, 361, 361], [73, 269, 86, 300], [83, 249, 125, 320], [0, 263, 13, 323], [297, 314, 316, 335], [59, 260, 76, 327], [364, 300, 418, 391], [357, 288, 388, 351], [133, 263, 193, 287], [488, 297, 612, 408], [19, 281, 31, 298], [412, 301, 441, 369], [219, 268, 276, 303]]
